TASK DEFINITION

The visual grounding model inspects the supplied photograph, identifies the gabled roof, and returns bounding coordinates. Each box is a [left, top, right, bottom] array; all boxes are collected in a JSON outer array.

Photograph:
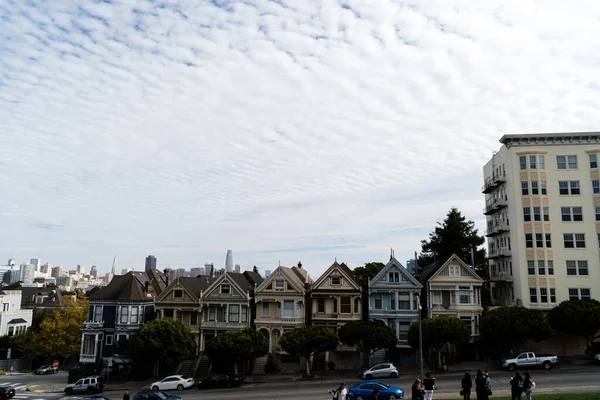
[[312, 261, 360, 291], [417, 254, 483, 283], [16, 287, 63, 308], [88, 270, 167, 301], [371, 257, 423, 289], [256, 266, 306, 293], [8, 318, 27, 324], [156, 275, 218, 302], [203, 271, 262, 298]]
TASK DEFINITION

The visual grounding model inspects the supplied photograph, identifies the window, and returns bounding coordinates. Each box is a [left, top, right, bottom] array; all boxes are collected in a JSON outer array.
[[581, 289, 591, 300], [559, 181, 569, 195], [174, 289, 183, 298], [530, 288, 537, 303], [539, 155, 545, 169], [550, 288, 556, 303], [557, 155, 577, 169], [191, 311, 198, 325], [390, 295, 396, 310], [2, 303, 8, 312], [106, 334, 113, 345], [598, 233, 600, 248], [527, 260, 535, 275], [209, 306, 216, 321], [531, 181, 539, 195], [525, 233, 533, 248], [398, 294, 410, 309], [529, 155, 537, 169], [93, 305, 103, 322], [521, 181, 529, 195], [523, 207, 531, 222], [460, 316, 473, 335], [449, 264, 460, 276], [561, 207, 571, 221], [275, 279, 284, 289], [541, 181, 547, 195], [130, 306, 139, 324], [573, 207, 583, 221], [569, 288, 591, 300], [548, 260, 554, 275], [331, 277, 341, 285], [262, 302, 270, 317], [567, 260, 588, 275], [570, 181, 580, 194], [82, 334, 95, 355], [459, 288, 470, 304], [119, 306, 128, 323], [562, 207, 583, 221], [590, 154, 598, 168], [520, 156, 527, 170], [374, 294, 382, 309], [8, 327, 14, 337], [576, 233, 586, 248], [593, 180, 600, 194], [388, 272, 400, 283], [540, 288, 548, 303], [538, 260, 545, 275], [535, 233, 543, 248], [242, 306, 248, 322], [228, 305, 240, 322], [559, 180, 580, 195], [563, 233, 585, 248], [596, 207, 600, 221], [332, 297, 338, 313], [221, 284, 230, 294], [340, 297, 351, 313], [281, 300, 294, 318], [545, 233, 552, 248], [318, 298, 325, 313], [533, 207, 541, 221]]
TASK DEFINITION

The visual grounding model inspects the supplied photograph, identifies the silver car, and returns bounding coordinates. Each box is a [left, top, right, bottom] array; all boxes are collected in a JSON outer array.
[[362, 363, 398, 379]]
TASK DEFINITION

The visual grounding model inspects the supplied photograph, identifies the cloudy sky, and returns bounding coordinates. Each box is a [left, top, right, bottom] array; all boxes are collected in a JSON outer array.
[[2, 1, 600, 277]]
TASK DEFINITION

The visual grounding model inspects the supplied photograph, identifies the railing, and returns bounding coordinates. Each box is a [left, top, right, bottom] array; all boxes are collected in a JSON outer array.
[[202, 321, 248, 329], [79, 354, 97, 364], [482, 174, 506, 193], [483, 198, 508, 215], [488, 248, 511, 258], [337, 344, 357, 351], [369, 308, 418, 315], [485, 222, 509, 237], [490, 272, 513, 282], [83, 320, 104, 328]]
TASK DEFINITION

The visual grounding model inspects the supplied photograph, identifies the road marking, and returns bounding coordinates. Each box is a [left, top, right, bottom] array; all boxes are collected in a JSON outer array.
[[29, 385, 38, 388], [33, 390, 45, 393]]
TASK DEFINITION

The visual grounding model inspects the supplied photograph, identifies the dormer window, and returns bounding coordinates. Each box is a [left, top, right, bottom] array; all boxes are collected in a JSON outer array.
[[221, 284, 230, 294], [388, 272, 400, 283], [331, 277, 341, 285], [275, 279, 284, 289], [174, 289, 183, 298]]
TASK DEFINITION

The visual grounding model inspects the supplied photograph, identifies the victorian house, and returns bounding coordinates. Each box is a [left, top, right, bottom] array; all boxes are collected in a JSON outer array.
[[79, 270, 167, 374], [308, 261, 364, 370], [369, 252, 423, 365], [254, 263, 311, 361]]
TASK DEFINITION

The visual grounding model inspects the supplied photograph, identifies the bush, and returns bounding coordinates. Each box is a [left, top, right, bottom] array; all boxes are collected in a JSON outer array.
[[0, 370, 5, 375], [19, 369, 33, 373]]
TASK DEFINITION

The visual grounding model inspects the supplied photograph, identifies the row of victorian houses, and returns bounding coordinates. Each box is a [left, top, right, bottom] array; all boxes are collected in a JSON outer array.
[[79, 253, 484, 374]]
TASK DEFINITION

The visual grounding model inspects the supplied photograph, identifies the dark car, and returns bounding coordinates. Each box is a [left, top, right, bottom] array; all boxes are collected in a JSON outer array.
[[198, 374, 245, 389], [131, 391, 181, 400], [36, 365, 57, 375], [0, 385, 15, 400]]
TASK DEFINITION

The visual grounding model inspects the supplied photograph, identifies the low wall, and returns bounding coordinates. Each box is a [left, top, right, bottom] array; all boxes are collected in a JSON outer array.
[[0, 359, 32, 372], [523, 333, 587, 357]]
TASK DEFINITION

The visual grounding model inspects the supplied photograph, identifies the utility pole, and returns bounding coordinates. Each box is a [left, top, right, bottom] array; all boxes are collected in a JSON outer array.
[[416, 294, 424, 382]]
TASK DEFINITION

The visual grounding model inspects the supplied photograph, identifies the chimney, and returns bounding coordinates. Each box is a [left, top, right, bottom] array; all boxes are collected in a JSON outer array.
[[164, 269, 169, 286], [253, 265, 258, 273], [298, 262, 302, 269]]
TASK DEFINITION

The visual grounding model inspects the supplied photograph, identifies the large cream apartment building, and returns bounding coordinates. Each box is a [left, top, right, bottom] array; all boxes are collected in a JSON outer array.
[[483, 132, 600, 308]]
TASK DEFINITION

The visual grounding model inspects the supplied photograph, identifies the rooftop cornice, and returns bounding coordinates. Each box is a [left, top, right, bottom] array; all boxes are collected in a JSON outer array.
[[500, 132, 600, 148]]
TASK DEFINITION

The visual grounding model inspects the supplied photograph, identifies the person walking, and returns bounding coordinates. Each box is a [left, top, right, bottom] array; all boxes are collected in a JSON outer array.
[[423, 372, 436, 400], [372, 387, 380, 400], [411, 378, 424, 400], [461, 372, 472, 400], [523, 372, 534, 400], [123, 391, 130, 400], [510, 372, 523, 400], [333, 383, 348, 400], [475, 369, 489, 400]]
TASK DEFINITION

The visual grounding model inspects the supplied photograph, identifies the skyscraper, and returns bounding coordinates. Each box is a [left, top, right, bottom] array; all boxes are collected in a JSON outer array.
[[204, 263, 214, 276], [145, 255, 157, 271], [19, 263, 35, 284], [234, 264, 240, 273], [225, 250, 233, 271], [90, 265, 98, 279], [30, 258, 41, 272], [190, 267, 202, 277], [265, 270, 272, 278]]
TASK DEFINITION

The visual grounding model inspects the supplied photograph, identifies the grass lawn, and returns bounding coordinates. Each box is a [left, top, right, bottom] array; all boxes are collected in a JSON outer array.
[[439, 395, 600, 400]]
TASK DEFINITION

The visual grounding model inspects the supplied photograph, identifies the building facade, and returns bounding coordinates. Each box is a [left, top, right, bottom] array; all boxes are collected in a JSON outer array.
[[0, 290, 33, 337], [483, 132, 600, 308]]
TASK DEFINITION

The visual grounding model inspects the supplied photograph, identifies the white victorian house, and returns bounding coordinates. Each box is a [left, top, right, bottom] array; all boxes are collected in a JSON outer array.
[[0, 290, 33, 337]]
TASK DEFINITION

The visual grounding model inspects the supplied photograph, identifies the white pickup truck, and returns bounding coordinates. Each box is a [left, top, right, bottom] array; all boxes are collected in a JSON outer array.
[[502, 351, 559, 371]]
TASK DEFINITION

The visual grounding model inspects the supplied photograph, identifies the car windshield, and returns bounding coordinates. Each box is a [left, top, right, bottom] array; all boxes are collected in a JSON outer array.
[[180, 376, 188, 379], [39, 365, 49, 369], [158, 392, 171, 399]]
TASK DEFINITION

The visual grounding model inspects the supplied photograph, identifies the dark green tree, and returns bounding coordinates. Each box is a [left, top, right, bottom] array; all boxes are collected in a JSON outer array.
[[479, 306, 550, 357], [128, 318, 195, 377], [279, 326, 338, 376], [353, 262, 386, 281], [338, 320, 398, 367], [205, 328, 268, 375], [548, 299, 600, 347], [408, 315, 470, 368]]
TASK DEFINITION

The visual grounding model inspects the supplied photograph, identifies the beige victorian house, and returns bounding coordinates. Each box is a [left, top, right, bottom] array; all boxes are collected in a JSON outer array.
[[254, 263, 311, 360]]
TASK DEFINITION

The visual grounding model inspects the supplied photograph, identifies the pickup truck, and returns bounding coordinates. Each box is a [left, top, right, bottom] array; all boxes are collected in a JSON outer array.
[[502, 352, 559, 371]]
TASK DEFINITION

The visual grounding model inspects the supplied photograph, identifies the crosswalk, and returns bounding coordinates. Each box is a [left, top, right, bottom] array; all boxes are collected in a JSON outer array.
[[0, 382, 46, 399]]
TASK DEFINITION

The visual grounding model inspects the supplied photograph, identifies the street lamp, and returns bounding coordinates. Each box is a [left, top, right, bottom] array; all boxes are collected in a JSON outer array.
[[415, 293, 424, 382]]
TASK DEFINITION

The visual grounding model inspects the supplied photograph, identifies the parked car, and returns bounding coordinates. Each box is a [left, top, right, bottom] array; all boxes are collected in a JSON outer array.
[[64, 376, 104, 395], [0, 385, 16, 400], [149, 375, 194, 391], [132, 391, 181, 400], [348, 380, 404, 399], [502, 352, 559, 371], [594, 353, 600, 364], [362, 363, 399, 379], [36, 365, 57, 375], [198, 374, 245, 389]]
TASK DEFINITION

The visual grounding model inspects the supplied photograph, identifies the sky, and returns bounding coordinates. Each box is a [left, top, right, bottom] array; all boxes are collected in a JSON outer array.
[[2, 1, 600, 278]]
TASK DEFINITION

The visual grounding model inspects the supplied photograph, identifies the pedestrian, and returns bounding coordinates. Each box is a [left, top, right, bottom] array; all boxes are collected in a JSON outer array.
[[423, 372, 436, 400], [475, 369, 489, 400], [372, 387, 380, 400], [484, 371, 492, 396], [461, 372, 472, 400], [522, 372, 534, 400], [123, 391, 130, 400], [333, 383, 348, 400], [411, 378, 424, 400], [510, 372, 523, 400]]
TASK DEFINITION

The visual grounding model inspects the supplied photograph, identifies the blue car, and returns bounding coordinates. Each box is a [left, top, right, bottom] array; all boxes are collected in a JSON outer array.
[[348, 380, 404, 399]]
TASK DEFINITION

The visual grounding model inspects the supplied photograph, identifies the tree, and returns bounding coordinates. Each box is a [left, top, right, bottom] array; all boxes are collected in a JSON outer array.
[[479, 306, 550, 357], [548, 299, 600, 347], [353, 262, 385, 281], [279, 326, 338, 376], [338, 320, 397, 366], [128, 318, 195, 377], [204, 328, 268, 375], [28, 296, 88, 360], [408, 315, 470, 368]]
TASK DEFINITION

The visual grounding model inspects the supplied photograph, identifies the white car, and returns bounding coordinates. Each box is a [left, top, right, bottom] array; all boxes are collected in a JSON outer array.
[[594, 353, 600, 363], [150, 375, 195, 391], [362, 363, 399, 379]]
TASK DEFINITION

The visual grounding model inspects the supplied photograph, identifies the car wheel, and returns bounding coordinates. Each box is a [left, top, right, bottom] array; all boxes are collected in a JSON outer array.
[[152, 386, 159, 391], [543, 361, 551, 370], [390, 372, 398, 378], [508, 364, 516, 372], [365, 374, 372, 380], [177, 384, 184, 391], [65, 389, 73, 395], [389, 395, 398, 399], [87, 388, 94, 394]]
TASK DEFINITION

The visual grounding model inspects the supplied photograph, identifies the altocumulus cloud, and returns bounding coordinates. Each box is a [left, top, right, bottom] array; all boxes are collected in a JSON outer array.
[[2, 0, 600, 276]]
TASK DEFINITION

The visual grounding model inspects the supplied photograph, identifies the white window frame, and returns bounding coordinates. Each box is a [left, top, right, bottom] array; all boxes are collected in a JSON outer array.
[[106, 334, 113, 345], [274, 279, 284, 289], [283, 300, 294, 318], [93, 305, 103, 322], [221, 284, 230, 294], [261, 301, 270, 317]]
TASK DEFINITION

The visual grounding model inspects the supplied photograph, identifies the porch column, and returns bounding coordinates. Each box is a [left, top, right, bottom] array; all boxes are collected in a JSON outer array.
[[200, 332, 204, 352], [395, 320, 400, 341], [173, 309, 177, 321], [408, 292, 413, 311], [225, 305, 228, 322], [455, 285, 459, 304], [269, 330, 273, 351]]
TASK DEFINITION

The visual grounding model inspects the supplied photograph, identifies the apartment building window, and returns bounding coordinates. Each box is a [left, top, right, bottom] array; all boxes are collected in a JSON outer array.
[[82, 334, 96, 356], [119, 307, 128, 324], [229, 305, 240, 322], [533, 207, 541, 221], [559, 181, 580, 195], [525, 233, 533, 248], [564, 233, 586, 248], [593, 180, 600, 194], [548, 260, 554, 275], [540, 155, 545, 169], [540, 288, 548, 303], [566, 260, 588, 276], [550, 288, 556, 303], [520, 156, 527, 170], [531, 181, 539, 195], [535, 233, 543, 247], [530, 288, 537, 303], [582, 289, 591, 300], [340, 297, 351, 313], [569, 288, 591, 300], [529, 155, 537, 169], [557, 155, 577, 169], [523, 207, 531, 222], [261, 302, 270, 317], [538, 260, 545, 275], [595, 207, 600, 221], [545, 233, 552, 248], [283, 301, 294, 317], [597, 233, 600, 248], [541, 181, 547, 195], [527, 260, 535, 275], [562, 207, 583, 221], [590, 154, 598, 168], [374, 294, 383, 309], [521, 181, 529, 195], [543, 207, 549, 221]]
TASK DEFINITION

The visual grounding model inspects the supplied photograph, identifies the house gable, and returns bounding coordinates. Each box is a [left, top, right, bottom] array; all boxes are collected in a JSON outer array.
[[312, 262, 360, 291], [429, 254, 484, 283], [155, 279, 197, 303], [203, 272, 247, 300], [371, 257, 423, 289], [255, 267, 303, 295]]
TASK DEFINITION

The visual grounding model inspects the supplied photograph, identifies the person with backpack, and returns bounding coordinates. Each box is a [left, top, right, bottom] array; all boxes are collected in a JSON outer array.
[[510, 372, 523, 400], [475, 369, 489, 400], [522, 372, 534, 400], [412, 378, 424, 400]]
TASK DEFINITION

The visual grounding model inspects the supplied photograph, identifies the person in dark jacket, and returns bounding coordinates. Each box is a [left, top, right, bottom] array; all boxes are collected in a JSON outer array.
[[522, 372, 534, 400], [412, 378, 424, 400], [475, 369, 489, 400], [423, 373, 436, 400], [461, 372, 472, 400], [510, 372, 523, 400], [123, 391, 130, 400]]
